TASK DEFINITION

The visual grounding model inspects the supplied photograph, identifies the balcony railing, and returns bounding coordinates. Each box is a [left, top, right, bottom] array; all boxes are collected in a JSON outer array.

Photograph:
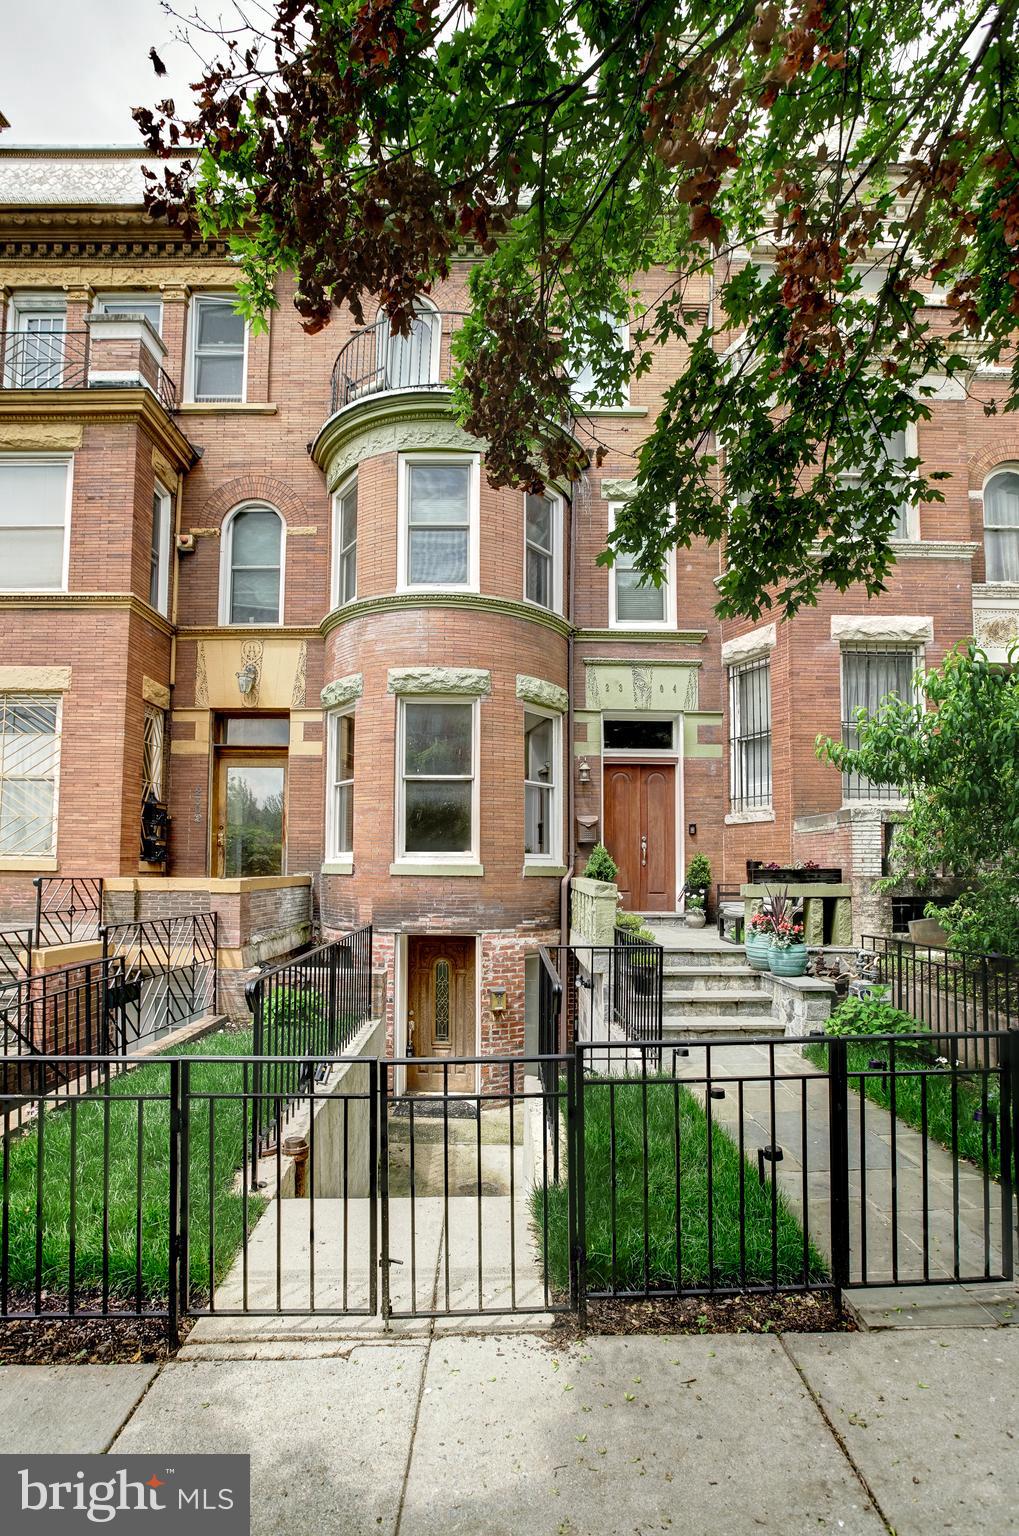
[[0, 330, 178, 411], [329, 310, 466, 415]]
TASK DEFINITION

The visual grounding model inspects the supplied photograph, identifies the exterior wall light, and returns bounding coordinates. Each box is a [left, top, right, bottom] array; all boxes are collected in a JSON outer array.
[[489, 986, 508, 1013], [236, 662, 259, 696], [578, 757, 591, 785]]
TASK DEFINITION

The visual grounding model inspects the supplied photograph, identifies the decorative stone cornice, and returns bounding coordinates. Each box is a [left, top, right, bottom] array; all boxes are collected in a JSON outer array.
[[387, 666, 492, 697], [0, 592, 174, 637], [887, 540, 978, 560], [599, 478, 639, 499], [175, 625, 321, 641], [831, 615, 932, 645], [576, 627, 707, 645], [0, 387, 197, 470], [721, 622, 777, 667], [321, 591, 572, 639], [516, 675, 569, 713], [321, 672, 364, 709]]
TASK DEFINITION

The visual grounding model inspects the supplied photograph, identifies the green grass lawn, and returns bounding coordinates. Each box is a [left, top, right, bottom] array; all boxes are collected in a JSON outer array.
[[2, 1030, 264, 1304], [803, 1038, 1002, 1178], [535, 1076, 827, 1294]]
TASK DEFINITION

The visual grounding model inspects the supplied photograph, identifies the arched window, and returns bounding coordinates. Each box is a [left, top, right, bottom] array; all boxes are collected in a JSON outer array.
[[221, 504, 284, 624], [983, 469, 1019, 582], [376, 299, 440, 390]]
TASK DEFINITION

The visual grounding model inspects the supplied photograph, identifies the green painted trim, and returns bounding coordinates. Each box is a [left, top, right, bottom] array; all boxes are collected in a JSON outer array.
[[581, 655, 703, 667], [523, 864, 569, 878], [322, 591, 572, 639], [389, 860, 485, 878], [683, 712, 724, 758], [576, 628, 707, 645], [686, 743, 723, 759], [321, 858, 354, 876]]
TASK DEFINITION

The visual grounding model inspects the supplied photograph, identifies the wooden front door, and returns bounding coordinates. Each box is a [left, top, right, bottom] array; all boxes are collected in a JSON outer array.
[[213, 754, 287, 877], [406, 936, 475, 1092], [604, 763, 676, 911]]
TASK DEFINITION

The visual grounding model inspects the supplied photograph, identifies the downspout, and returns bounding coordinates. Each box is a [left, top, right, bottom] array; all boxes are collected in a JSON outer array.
[[559, 478, 579, 955]]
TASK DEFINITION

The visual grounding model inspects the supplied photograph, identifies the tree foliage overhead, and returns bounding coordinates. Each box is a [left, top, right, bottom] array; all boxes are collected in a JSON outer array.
[[137, 0, 1019, 618]]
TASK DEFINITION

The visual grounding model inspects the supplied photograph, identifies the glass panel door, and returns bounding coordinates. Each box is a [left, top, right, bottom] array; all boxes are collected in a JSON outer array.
[[217, 757, 286, 875]]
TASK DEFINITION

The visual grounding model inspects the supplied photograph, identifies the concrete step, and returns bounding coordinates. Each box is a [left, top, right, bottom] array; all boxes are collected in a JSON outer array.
[[661, 1015, 786, 1042], [654, 942, 750, 968], [662, 965, 763, 993], [663, 990, 773, 1018]]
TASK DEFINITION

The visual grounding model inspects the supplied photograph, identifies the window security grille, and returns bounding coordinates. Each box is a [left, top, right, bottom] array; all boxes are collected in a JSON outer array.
[[727, 658, 771, 811], [0, 693, 61, 856], [841, 646, 915, 801], [142, 705, 166, 802]]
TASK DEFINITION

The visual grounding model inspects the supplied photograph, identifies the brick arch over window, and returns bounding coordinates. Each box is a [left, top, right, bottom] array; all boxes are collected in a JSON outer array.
[[968, 441, 1019, 489], [197, 476, 311, 529]]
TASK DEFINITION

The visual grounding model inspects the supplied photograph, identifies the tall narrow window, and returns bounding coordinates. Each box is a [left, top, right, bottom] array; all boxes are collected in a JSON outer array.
[[570, 311, 629, 409], [983, 469, 1019, 582], [400, 699, 475, 856], [142, 704, 167, 801], [840, 429, 913, 539], [841, 646, 915, 800], [376, 301, 439, 390], [525, 492, 559, 610], [223, 505, 284, 624], [328, 710, 355, 856], [149, 481, 172, 615], [524, 709, 559, 861], [0, 455, 71, 592], [189, 295, 246, 402], [402, 457, 475, 588], [0, 693, 61, 856], [608, 503, 672, 627], [728, 659, 772, 812], [333, 477, 357, 605]]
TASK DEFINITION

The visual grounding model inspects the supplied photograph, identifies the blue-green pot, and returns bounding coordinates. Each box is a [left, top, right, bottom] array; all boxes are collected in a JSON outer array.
[[768, 943, 808, 977], [745, 931, 772, 971]]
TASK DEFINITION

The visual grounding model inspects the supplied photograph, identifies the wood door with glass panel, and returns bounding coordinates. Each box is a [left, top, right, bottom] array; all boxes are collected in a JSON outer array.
[[213, 716, 289, 876], [406, 936, 475, 1092]]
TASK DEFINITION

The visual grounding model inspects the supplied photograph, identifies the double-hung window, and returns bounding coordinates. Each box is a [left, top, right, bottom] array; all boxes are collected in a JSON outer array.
[[841, 646, 916, 801], [840, 428, 913, 539], [524, 710, 560, 862], [333, 476, 357, 605], [188, 295, 246, 402], [400, 455, 477, 589], [399, 698, 476, 857], [570, 311, 630, 409], [983, 469, 1019, 582], [327, 710, 356, 857], [94, 294, 163, 334], [149, 481, 172, 615], [222, 504, 284, 624], [0, 693, 61, 857], [727, 658, 772, 811], [608, 502, 674, 628], [524, 491, 561, 611], [0, 455, 71, 592]]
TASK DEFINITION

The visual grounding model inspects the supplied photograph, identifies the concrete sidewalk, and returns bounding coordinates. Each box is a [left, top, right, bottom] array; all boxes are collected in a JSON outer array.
[[2, 1326, 1018, 1535]]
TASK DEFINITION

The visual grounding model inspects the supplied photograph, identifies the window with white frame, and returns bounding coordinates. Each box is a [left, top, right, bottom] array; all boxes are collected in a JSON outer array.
[[149, 481, 172, 615], [95, 294, 163, 334], [570, 311, 629, 409], [188, 295, 246, 402], [327, 709, 355, 856], [841, 645, 916, 801], [5, 299, 66, 389], [983, 469, 1019, 582], [333, 476, 357, 605], [839, 428, 913, 539], [524, 709, 559, 861], [376, 299, 439, 390], [222, 504, 284, 624], [399, 698, 475, 856], [608, 502, 673, 627], [401, 456, 477, 589], [727, 658, 772, 811], [0, 455, 71, 592], [524, 491, 561, 611], [142, 704, 167, 802], [0, 693, 61, 856]]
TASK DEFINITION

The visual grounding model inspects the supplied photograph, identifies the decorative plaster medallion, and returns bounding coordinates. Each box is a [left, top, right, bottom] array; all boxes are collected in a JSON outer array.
[[516, 675, 569, 713], [320, 672, 364, 709], [387, 666, 492, 696]]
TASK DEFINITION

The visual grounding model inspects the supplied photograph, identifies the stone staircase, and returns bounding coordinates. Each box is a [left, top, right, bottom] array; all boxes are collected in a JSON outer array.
[[641, 915, 783, 1041]]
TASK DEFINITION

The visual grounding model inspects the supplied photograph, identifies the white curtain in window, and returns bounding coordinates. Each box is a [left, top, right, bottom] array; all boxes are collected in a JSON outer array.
[[984, 471, 1019, 582]]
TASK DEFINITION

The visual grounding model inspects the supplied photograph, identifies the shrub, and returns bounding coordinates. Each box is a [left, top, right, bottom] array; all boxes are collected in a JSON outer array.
[[924, 873, 1019, 957], [616, 910, 657, 943], [823, 989, 916, 1038], [582, 842, 618, 882], [685, 853, 712, 890]]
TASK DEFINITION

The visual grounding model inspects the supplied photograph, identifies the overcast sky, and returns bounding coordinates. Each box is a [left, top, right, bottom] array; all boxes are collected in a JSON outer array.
[[0, 0, 197, 145]]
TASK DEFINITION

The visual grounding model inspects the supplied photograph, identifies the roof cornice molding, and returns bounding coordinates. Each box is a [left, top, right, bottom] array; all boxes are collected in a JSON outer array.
[[0, 387, 198, 469]]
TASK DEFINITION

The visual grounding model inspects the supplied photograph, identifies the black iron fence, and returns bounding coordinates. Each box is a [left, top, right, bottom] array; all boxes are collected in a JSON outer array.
[[610, 929, 666, 1042], [864, 935, 1016, 1067], [101, 914, 218, 1046], [246, 926, 374, 1159], [0, 957, 135, 1099], [33, 876, 104, 946], [0, 928, 33, 985]]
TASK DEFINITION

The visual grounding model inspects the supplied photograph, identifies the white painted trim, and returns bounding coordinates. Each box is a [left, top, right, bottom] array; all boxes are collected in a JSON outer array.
[[831, 615, 932, 644], [397, 451, 481, 593], [185, 292, 248, 404], [601, 711, 679, 759], [521, 488, 564, 616], [218, 501, 286, 626], [606, 500, 676, 630], [522, 704, 563, 869], [330, 470, 358, 609], [395, 693, 480, 863], [151, 479, 173, 617], [324, 705, 356, 861], [720, 622, 777, 666], [0, 452, 73, 594]]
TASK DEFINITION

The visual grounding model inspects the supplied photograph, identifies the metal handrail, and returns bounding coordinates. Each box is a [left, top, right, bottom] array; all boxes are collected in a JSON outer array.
[[329, 310, 467, 414], [0, 330, 178, 409]]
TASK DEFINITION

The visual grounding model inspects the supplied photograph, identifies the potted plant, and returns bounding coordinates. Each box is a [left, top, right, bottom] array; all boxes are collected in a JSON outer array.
[[615, 911, 660, 993], [685, 890, 707, 929], [685, 852, 712, 901], [768, 915, 808, 976], [745, 910, 774, 970]]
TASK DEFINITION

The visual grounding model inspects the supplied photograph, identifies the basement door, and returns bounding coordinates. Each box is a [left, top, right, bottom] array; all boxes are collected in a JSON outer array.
[[406, 936, 475, 1092], [604, 763, 676, 911]]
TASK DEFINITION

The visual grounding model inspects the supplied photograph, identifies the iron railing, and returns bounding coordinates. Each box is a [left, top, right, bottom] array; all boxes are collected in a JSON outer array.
[[0, 956, 134, 1098], [610, 928, 666, 1042], [0, 330, 178, 409], [33, 876, 104, 946], [727, 655, 772, 812], [329, 310, 466, 414], [246, 926, 374, 1159], [101, 913, 218, 1046], [864, 935, 1016, 1068], [840, 645, 916, 801], [0, 928, 33, 985]]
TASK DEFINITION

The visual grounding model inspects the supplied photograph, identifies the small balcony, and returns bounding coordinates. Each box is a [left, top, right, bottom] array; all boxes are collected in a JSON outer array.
[[329, 309, 465, 415], [0, 325, 177, 412]]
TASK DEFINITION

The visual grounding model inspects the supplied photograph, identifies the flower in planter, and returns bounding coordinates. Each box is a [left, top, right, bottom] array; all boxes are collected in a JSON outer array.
[[749, 910, 776, 935], [686, 891, 706, 910], [770, 918, 805, 950]]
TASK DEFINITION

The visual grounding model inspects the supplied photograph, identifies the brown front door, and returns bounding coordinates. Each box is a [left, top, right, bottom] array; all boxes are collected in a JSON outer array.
[[604, 763, 676, 911], [406, 936, 475, 1092]]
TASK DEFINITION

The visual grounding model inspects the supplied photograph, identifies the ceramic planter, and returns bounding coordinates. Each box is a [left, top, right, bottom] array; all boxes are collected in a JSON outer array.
[[745, 930, 772, 970], [685, 909, 706, 929], [768, 942, 809, 977]]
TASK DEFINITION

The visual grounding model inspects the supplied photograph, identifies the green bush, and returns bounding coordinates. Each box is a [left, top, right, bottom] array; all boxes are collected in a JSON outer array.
[[685, 853, 712, 890], [615, 911, 657, 944], [823, 989, 916, 1038], [924, 873, 1019, 958], [582, 842, 618, 882]]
